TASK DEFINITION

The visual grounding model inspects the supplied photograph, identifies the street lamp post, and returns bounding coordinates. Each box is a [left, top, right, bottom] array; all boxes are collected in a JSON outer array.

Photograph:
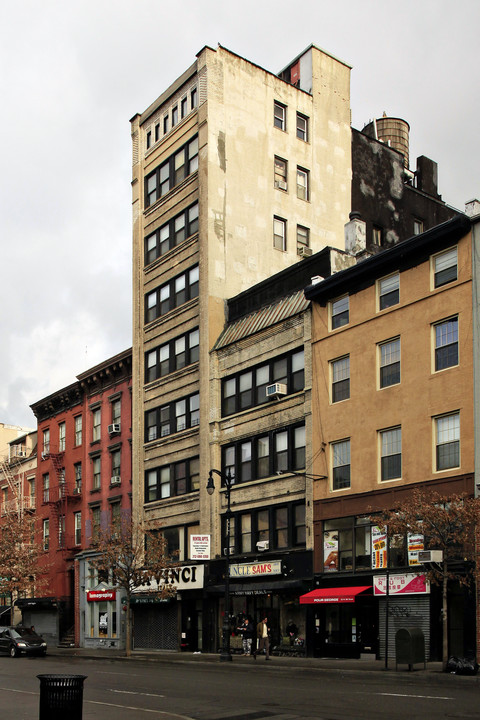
[[207, 468, 234, 662]]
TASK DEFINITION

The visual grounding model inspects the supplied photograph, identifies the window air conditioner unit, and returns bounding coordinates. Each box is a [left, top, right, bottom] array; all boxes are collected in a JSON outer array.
[[73, 487, 82, 495], [41, 452, 48, 461], [418, 550, 443, 563], [275, 180, 287, 191], [111, 476, 121, 485], [266, 383, 287, 400], [223, 546, 235, 556], [108, 423, 121, 435], [256, 540, 269, 551], [298, 246, 312, 258]]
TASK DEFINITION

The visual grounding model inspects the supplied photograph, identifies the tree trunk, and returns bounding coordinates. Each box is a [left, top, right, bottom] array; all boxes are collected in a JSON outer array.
[[442, 569, 448, 671]]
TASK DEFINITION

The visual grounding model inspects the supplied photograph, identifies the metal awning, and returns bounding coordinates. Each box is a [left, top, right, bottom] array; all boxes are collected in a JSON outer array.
[[299, 586, 372, 604]]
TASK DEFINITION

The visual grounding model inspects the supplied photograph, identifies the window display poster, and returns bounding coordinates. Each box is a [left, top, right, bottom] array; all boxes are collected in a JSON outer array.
[[323, 531, 338, 572], [372, 526, 387, 568], [407, 533, 424, 566], [190, 534, 210, 560]]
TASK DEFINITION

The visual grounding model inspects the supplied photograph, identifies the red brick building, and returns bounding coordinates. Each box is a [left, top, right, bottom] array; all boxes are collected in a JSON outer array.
[[24, 349, 132, 646]]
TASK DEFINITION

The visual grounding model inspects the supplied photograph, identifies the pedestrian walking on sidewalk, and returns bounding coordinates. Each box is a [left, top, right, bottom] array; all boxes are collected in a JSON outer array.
[[254, 616, 270, 660], [237, 617, 254, 656]]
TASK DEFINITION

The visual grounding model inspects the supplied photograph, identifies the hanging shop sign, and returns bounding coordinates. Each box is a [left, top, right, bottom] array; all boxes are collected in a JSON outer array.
[[190, 534, 211, 560], [373, 573, 429, 596], [407, 533, 424, 566], [229, 561, 282, 578], [87, 590, 116, 602], [135, 564, 205, 594]]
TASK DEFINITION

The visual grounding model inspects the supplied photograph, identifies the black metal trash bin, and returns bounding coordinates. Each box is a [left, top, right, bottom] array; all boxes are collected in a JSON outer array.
[[395, 628, 426, 670], [37, 674, 87, 720]]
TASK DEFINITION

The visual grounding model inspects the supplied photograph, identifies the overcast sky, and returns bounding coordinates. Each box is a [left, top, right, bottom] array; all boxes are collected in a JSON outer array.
[[1, 0, 479, 428]]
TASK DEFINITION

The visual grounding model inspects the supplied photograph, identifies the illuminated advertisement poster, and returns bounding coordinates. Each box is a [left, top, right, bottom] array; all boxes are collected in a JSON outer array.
[[407, 533, 424, 566], [372, 526, 387, 569], [323, 531, 338, 572]]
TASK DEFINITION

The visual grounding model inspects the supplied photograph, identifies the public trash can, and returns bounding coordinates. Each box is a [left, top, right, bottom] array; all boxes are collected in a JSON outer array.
[[37, 674, 87, 720], [395, 628, 426, 671]]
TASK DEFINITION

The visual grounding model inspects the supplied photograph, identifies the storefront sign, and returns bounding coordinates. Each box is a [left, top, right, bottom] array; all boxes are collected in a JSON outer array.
[[371, 526, 387, 569], [323, 531, 338, 572], [373, 573, 429, 596], [190, 534, 210, 560], [136, 564, 204, 593], [407, 533, 424, 566], [229, 561, 281, 578], [87, 590, 116, 602]]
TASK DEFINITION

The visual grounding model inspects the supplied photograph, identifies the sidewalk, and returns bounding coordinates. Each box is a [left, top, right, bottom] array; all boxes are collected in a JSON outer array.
[[48, 645, 455, 678]]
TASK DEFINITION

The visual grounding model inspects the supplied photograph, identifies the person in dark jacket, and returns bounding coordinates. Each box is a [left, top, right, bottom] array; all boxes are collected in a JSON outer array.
[[237, 617, 255, 656], [254, 616, 271, 660]]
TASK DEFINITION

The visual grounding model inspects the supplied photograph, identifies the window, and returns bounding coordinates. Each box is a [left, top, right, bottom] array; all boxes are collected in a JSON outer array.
[[145, 458, 199, 503], [92, 408, 101, 442], [331, 295, 349, 329], [145, 265, 199, 323], [296, 225, 310, 254], [58, 515, 65, 548], [58, 422, 66, 452], [111, 450, 121, 479], [274, 101, 286, 130], [155, 123, 160, 142], [145, 327, 199, 382], [273, 217, 286, 251], [191, 86, 198, 109], [163, 115, 169, 135], [172, 105, 178, 127], [380, 427, 401, 481], [332, 439, 351, 490], [413, 219, 424, 235], [74, 463, 82, 491], [74, 512, 82, 545], [433, 247, 457, 288], [145, 202, 199, 265], [221, 348, 304, 416], [296, 167, 309, 201], [181, 96, 187, 118], [224, 502, 305, 555], [274, 156, 288, 190], [93, 457, 101, 490], [146, 130, 152, 149], [145, 392, 200, 442], [221, 423, 305, 484], [331, 356, 350, 402], [378, 273, 399, 310], [43, 519, 49, 551], [435, 413, 460, 470], [43, 473, 49, 503], [74, 416, 82, 446], [379, 338, 400, 388], [373, 227, 382, 246], [296, 112, 308, 141], [111, 501, 121, 529], [43, 429, 50, 454], [434, 317, 458, 371], [144, 135, 198, 208], [91, 506, 100, 542]]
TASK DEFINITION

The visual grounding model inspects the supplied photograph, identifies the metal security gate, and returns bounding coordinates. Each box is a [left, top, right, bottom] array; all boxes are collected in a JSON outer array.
[[133, 603, 178, 650], [379, 595, 430, 659]]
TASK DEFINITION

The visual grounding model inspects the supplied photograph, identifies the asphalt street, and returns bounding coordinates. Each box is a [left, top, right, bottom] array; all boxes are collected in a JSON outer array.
[[0, 652, 478, 720]]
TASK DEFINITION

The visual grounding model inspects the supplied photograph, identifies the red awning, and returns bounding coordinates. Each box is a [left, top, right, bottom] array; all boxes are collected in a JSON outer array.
[[299, 586, 372, 604]]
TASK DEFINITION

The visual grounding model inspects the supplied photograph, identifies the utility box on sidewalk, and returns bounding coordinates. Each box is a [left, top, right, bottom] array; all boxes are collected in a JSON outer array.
[[37, 674, 87, 720], [395, 628, 425, 671]]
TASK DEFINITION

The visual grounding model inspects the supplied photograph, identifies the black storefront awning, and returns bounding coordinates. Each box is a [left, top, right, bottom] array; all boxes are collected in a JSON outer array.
[[15, 597, 58, 610]]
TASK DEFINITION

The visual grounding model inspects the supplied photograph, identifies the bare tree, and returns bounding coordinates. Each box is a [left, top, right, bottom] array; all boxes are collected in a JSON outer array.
[[374, 488, 480, 668], [89, 516, 179, 656], [0, 511, 49, 624]]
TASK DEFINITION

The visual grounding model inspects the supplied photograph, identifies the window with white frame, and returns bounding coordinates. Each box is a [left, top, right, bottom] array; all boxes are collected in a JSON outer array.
[[380, 427, 401, 481], [434, 317, 458, 371], [435, 413, 460, 470], [413, 219, 424, 235], [74, 415, 82, 446], [274, 156, 288, 190], [92, 408, 101, 442], [111, 450, 121, 480], [331, 295, 349, 329], [332, 439, 351, 490], [331, 356, 350, 403], [43, 429, 50, 454], [433, 247, 457, 288], [43, 519, 50, 551], [274, 101, 286, 130], [74, 512, 82, 545], [74, 463, 82, 491], [296, 167, 309, 201], [111, 399, 121, 425], [296, 112, 308, 141], [378, 273, 399, 310], [379, 338, 401, 388], [58, 515, 65, 548], [43, 473, 49, 503], [58, 422, 66, 452], [93, 456, 101, 490], [273, 217, 286, 251], [296, 225, 309, 254]]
